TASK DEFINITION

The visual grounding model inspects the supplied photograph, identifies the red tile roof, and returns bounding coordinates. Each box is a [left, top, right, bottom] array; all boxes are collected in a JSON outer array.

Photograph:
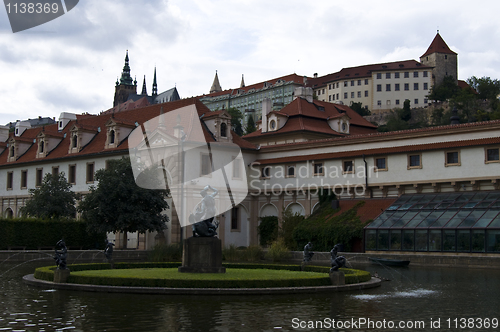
[[421, 32, 457, 58], [308, 60, 432, 88], [243, 97, 377, 139], [253, 135, 500, 165], [0, 98, 256, 167], [199, 73, 310, 98]]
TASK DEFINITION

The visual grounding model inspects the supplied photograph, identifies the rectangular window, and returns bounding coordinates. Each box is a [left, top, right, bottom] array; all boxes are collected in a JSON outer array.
[[404, 83, 409, 91], [414, 98, 419, 104], [68, 164, 76, 184], [408, 154, 422, 169], [357, 91, 361, 98], [486, 148, 500, 163], [404, 72, 409, 78], [231, 207, 239, 231], [357, 80, 361, 86], [336, 82, 339, 88], [395, 83, 400, 91], [201, 154, 212, 176], [329, 95, 332, 101], [423, 82, 428, 90], [343, 160, 354, 173], [364, 79, 369, 85], [395, 72, 400, 79], [377, 84, 382, 92], [351, 92, 354, 98], [344, 81, 348, 87], [344, 92, 348, 99], [364, 91, 368, 97], [395, 99, 400, 105], [286, 165, 296, 178], [377, 100, 381, 106], [376, 73, 382, 79], [36, 168, 43, 187], [232, 157, 241, 179], [386, 84, 391, 91], [445, 151, 460, 166], [336, 93, 339, 100], [313, 163, 324, 176], [386, 73, 391, 79], [21, 170, 27, 189], [7, 171, 13, 190], [86, 162, 95, 183], [350, 80, 354, 86], [52, 166, 59, 177], [423, 71, 428, 77], [375, 157, 387, 171], [261, 166, 270, 179], [414, 83, 419, 90], [413, 71, 419, 78]]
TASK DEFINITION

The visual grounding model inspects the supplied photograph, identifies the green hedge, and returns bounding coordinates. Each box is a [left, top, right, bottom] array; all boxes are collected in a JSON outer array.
[[34, 262, 371, 287], [0, 218, 106, 250]]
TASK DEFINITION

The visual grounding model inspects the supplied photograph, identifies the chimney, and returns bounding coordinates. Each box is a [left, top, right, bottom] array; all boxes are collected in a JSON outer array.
[[314, 73, 318, 78], [261, 98, 272, 133], [293, 87, 314, 103]]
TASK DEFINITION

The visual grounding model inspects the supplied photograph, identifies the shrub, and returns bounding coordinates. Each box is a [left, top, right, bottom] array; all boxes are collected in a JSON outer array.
[[148, 243, 182, 262], [293, 201, 366, 252], [258, 216, 278, 246], [265, 238, 291, 262], [0, 217, 105, 250]]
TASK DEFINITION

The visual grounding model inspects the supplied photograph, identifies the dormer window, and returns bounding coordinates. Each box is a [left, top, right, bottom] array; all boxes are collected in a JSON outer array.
[[9, 145, 14, 158], [220, 123, 227, 138], [72, 135, 78, 149], [38, 140, 44, 153], [269, 119, 277, 130], [15, 128, 19, 135], [109, 130, 115, 144]]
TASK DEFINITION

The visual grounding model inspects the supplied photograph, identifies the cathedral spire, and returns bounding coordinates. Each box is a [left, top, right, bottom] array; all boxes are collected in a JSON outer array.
[[141, 75, 148, 95], [210, 70, 222, 94], [120, 50, 134, 86], [152, 67, 158, 97], [240, 74, 245, 88]]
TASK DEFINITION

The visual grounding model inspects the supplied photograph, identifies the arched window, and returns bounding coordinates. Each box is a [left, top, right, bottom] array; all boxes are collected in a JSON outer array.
[[220, 122, 227, 137], [39, 140, 44, 153], [5, 208, 13, 219], [109, 130, 115, 144], [9, 146, 14, 158], [72, 135, 78, 149]]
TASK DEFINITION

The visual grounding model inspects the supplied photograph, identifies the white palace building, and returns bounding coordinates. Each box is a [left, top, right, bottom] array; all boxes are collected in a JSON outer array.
[[1, 84, 500, 254]]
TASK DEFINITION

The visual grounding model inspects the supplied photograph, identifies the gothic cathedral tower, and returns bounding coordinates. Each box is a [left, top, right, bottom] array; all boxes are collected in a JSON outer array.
[[420, 32, 457, 87], [113, 51, 138, 107]]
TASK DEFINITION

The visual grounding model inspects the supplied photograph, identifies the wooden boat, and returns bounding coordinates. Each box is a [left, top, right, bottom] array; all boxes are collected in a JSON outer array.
[[369, 257, 410, 267]]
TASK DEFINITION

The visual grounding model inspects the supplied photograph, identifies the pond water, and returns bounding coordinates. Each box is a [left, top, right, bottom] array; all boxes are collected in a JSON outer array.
[[1, 260, 500, 331]]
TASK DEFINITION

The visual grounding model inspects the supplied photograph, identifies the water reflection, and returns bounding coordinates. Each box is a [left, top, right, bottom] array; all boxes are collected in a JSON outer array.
[[1, 262, 500, 331]]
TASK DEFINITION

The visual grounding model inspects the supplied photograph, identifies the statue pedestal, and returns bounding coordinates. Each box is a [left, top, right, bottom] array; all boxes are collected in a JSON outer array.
[[53, 268, 70, 283], [329, 271, 345, 285], [178, 237, 226, 273]]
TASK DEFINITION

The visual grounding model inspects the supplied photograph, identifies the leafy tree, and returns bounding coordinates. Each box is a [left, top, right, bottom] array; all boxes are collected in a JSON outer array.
[[350, 102, 371, 116], [427, 75, 460, 101], [401, 99, 412, 122], [467, 76, 500, 104], [244, 115, 257, 135], [78, 157, 169, 235], [227, 107, 244, 136], [20, 172, 78, 219], [279, 208, 305, 250]]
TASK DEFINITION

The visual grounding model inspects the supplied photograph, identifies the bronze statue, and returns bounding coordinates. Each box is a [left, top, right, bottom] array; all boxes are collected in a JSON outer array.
[[303, 242, 314, 262], [104, 240, 115, 261], [53, 239, 68, 270], [191, 185, 219, 237], [330, 244, 346, 272]]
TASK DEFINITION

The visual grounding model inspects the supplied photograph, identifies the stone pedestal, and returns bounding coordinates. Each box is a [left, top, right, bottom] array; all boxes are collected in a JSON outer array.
[[329, 271, 345, 285], [178, 237, 226, 273], [53, 268, 70, 283]]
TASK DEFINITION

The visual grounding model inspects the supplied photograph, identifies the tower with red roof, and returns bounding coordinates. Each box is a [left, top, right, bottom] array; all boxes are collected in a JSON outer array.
[[420, 31, 457, 86]]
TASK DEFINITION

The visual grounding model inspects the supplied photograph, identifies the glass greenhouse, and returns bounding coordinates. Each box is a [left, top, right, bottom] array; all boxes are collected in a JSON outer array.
[[364, 192, 500, 253]]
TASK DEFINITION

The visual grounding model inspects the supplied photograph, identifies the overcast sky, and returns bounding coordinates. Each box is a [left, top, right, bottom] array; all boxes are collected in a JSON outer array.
[[1, 0, 500, 125]]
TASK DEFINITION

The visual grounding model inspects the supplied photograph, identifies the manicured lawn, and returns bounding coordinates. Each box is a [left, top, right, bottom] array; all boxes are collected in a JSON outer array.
[[71, 268, 326, 280]]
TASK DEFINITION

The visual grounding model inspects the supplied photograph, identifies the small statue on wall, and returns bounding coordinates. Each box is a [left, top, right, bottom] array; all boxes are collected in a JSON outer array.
[[53, 239, 68, 270], [303, 242, 314, 262]]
